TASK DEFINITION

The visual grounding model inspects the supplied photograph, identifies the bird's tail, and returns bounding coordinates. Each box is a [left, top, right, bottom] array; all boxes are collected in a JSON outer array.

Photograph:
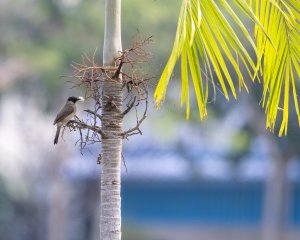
[[54, 126, 60, 145]]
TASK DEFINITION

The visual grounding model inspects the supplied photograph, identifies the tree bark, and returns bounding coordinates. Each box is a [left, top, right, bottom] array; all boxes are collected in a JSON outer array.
[[100, 1, 123, 240]]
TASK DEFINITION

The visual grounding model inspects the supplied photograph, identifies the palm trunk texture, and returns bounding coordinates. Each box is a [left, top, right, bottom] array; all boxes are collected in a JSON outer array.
[[100, 80, 123, 240], [100, 0, 123, 239]]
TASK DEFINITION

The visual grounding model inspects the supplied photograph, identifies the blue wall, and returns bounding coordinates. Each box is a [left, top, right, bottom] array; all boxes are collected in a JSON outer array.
[[122, 181, 300, 225]]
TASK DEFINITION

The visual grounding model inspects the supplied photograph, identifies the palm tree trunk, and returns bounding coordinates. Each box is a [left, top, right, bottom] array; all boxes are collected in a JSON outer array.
[[100, 0, 123, 239], [100, 82, 123, 240], [262, 154, 289, 240], [243, 94, 290, 240]]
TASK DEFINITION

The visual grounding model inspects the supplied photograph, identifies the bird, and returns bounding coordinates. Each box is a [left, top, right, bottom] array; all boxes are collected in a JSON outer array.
[[53, 96, 84, 145]]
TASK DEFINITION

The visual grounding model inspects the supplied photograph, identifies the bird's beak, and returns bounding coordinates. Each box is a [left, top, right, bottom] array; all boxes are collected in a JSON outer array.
[[78, 96, 85, 102]]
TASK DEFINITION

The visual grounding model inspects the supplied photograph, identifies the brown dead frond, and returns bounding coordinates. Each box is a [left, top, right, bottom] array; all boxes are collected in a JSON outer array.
[[62, 35, 153, 153]]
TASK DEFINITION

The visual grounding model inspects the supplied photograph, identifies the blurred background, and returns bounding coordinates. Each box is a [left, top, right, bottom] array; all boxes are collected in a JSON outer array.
[[0, 0, 299, 240]]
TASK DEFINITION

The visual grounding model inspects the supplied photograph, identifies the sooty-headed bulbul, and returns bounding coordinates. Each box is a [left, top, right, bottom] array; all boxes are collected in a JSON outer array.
[[53, 96, 84, 145]]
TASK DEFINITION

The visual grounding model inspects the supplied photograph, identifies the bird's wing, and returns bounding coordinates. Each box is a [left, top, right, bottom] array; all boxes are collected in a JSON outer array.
[[53, 103, 75, 125]]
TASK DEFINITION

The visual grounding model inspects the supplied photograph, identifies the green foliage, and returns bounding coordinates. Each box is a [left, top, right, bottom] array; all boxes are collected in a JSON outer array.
[[155, 0, 300, 136], [249, 0, 300, 136], [2, 0, 182, 94], [1, 0, 105, 91], [154, 0, 259, 120]]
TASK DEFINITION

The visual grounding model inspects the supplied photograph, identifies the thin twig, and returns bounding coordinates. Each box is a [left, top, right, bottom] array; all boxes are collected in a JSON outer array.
[[84, 109, 103, 120], [122, 96, 136, 116], [67, 119, 106, 138], [121, 152, 128, 174], [122, 98, 148, 139]]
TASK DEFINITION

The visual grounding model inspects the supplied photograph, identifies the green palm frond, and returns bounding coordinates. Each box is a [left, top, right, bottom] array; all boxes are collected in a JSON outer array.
[[154, 0, 259, 120], [155, 0, 300, 136], [249, 0, 300, 136]]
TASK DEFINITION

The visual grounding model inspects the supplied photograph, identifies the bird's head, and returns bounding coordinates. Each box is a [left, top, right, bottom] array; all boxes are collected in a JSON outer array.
[[67, 96, 85, 103]]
